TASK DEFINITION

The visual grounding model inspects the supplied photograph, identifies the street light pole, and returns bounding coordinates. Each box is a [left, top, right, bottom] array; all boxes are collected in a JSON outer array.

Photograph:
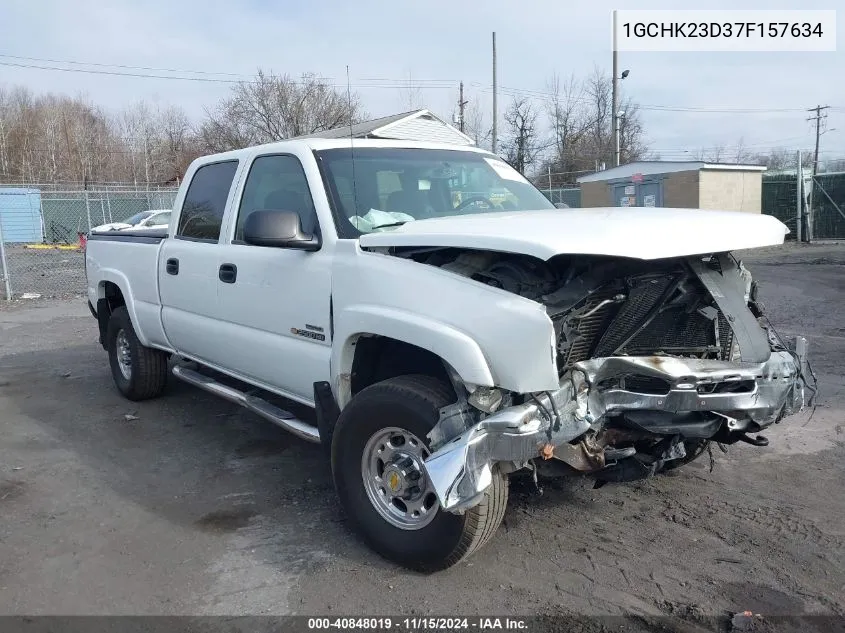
[[614, 116, 621, 168], [611, 11, 630, 168], [612, 10, 619, 166]]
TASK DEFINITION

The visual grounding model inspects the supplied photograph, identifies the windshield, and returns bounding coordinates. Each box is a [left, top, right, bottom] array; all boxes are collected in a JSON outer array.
[[315, 148, 555, 238], [122, 211, 154, 225]]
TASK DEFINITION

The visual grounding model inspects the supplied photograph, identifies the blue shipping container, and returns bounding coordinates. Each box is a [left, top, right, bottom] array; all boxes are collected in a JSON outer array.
[[0, 188, 44, 243]]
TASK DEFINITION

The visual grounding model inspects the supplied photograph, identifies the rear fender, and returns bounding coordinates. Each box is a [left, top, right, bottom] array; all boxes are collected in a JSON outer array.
[[95, 270, 151, 347]]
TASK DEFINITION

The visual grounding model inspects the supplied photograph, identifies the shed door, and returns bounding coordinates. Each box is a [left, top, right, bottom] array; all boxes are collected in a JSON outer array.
[[638, 181, 662, 207], [613, 183, 638, 207]]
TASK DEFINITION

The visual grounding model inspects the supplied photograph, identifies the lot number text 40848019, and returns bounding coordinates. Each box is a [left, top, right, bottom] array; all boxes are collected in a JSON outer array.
[[307, 617, 529, 631]]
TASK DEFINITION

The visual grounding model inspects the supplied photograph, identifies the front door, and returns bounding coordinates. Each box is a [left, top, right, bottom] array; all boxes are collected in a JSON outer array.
[[159, 159, 240, 364], [214, 153, 332, 405]]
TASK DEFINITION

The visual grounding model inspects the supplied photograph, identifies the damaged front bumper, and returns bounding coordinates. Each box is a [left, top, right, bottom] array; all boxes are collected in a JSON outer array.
[[423, 344, 808, 512]]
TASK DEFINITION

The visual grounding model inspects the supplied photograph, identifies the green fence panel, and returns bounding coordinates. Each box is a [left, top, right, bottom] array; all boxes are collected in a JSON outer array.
[[811, 173, 845, 240]]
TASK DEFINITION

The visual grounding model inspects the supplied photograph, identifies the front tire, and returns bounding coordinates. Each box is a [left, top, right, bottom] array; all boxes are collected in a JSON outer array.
[[105, 306, 169, 401], [331, 375, 508, 572]]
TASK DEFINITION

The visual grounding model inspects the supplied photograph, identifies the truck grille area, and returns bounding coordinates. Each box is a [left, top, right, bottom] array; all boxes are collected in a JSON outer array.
[[593, 275, 678, 357], [554, 268, 736, 372]]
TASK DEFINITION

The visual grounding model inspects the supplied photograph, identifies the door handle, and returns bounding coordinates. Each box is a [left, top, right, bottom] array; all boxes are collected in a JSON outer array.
[[166, 258, 179, 275], [218, 263, 237, 284]]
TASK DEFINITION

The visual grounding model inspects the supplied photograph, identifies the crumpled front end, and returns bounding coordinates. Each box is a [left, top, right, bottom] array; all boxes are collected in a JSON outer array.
[[422, 252, 815, 513]]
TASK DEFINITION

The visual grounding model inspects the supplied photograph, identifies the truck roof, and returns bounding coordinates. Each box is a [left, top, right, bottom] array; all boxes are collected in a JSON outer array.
[[193, 137, 495, 166]]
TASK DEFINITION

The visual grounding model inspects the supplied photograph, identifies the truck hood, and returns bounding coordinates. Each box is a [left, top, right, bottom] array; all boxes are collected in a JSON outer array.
[[358, 207, 789, 260]]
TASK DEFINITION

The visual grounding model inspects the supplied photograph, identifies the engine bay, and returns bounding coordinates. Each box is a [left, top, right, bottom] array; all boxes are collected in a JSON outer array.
[[395, 247, 751, 374]]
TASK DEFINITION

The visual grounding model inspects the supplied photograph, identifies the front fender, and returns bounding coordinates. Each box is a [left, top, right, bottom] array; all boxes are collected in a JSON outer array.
[[331, 305, 495, 408]]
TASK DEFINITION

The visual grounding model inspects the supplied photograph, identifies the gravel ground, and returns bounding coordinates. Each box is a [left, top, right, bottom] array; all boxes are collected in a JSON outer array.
[[1, 245, 86, 300], [0, 243, 843, 629]]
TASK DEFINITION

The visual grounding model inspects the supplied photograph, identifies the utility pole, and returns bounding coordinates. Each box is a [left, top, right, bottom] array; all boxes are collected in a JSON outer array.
[[612, 10, 619, 166], [796, 150, 803, 243], [143, 134, 150, 189], [808, 105, 829, 176], [491, 32, 498, 154], [458, 81, 468, 133], [807, 104, 829, 241]]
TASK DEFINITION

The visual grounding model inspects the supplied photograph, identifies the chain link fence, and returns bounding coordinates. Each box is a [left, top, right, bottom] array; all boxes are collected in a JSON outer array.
[[762, 172, 845, 241], [538, 187, 581, 208], [0, 185, 178, 300]]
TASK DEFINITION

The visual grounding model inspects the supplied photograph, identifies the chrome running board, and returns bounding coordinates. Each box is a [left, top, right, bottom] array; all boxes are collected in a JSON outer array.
[[172, 365, 320, 443]]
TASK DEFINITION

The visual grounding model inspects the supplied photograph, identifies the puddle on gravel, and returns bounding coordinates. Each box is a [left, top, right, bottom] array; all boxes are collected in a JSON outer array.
[[194, 508, 257, 533]]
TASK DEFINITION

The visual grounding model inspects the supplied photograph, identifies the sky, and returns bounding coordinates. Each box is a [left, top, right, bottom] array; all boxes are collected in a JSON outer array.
[[1, 0, 843, 164]]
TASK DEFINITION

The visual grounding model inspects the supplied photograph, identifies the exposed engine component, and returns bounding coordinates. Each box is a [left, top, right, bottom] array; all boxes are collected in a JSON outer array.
[[409, 248, 741, 372], [437, 250, 558, 301], [391, 246, 815, 509]]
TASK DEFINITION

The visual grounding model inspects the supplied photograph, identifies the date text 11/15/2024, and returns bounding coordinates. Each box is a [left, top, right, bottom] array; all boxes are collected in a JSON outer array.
[[307, 618, 529, 631]]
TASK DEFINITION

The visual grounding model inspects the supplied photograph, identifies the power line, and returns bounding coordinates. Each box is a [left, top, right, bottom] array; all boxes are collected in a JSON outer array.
[[0, 55, 462, 85], [640, 105, 807, 113], [649, 135, 817, 150], [0, 60, 248, 84], [0, 59, 454, 90], [0, 53, 255, 79], [3, 52, 843, 118]]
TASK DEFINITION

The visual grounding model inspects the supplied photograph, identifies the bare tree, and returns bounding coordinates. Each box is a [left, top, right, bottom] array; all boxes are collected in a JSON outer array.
[[502, 97, 540, 174], [0, 87, 11, 178], [732, 137, 755, 163], [824, 157, 845, 172], [199, 70, 366, 153], [765, 148, 796, 170], [695, 144, 727, 162], [746, 147, 813, 171], [398, 72, 424, 112], [538, 67, 648, 185], [546, 73, 586, 169], [157, 105, 200, 182]]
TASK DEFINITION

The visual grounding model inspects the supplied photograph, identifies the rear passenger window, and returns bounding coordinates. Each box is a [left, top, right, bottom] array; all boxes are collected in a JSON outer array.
[[177, 160, 239, 241], [235, 154, 317, 241]]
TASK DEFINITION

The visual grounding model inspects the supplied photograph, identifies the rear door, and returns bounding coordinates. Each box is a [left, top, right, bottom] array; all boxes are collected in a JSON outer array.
[[158, 159, 240, 364]]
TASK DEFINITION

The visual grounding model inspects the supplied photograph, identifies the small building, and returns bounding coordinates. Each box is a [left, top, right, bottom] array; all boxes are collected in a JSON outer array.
[[298, 109, 474, 146], [577, 161, 767, 213], [0, 188, 44, 243]]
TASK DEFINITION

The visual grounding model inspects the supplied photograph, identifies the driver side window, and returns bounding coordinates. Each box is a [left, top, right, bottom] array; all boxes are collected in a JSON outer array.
[[235, 154, 318, 241]]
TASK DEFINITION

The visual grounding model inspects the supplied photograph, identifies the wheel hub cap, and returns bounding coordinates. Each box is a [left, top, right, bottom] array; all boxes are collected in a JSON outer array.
[[115, 329, 132, 380], [362, 428, 439, 530]]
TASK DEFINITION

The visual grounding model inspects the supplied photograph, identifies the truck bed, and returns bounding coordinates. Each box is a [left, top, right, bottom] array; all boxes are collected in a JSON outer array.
[[86, 229, 170, 350]]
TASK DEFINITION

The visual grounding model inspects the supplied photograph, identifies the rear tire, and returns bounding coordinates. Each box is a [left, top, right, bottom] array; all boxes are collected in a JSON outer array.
[[105, 306, 169, 401], [331, 374, 508, 572]]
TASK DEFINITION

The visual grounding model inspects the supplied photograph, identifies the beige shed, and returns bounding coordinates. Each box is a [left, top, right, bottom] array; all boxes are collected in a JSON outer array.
[[577, 161, 767, 213]]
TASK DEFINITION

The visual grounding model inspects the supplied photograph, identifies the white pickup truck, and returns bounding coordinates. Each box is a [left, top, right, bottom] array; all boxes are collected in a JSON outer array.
[[85, 138, 812, 571]]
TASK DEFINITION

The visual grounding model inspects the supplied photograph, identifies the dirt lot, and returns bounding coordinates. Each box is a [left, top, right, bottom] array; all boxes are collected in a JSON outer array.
[[1, 243, 843, 627]]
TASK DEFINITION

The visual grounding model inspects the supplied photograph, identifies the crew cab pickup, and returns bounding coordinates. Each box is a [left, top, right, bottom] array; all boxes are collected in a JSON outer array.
[[86, 138, 813, 571]]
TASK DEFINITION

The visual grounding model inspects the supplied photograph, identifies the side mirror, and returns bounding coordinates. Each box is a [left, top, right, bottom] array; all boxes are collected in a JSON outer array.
[[554, 202, 570, 209], [243, 209, 320, 251]]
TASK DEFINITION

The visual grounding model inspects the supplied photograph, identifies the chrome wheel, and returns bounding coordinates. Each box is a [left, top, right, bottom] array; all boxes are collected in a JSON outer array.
[[361, 427, 439, 530], [115, 329, 132, 380]]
